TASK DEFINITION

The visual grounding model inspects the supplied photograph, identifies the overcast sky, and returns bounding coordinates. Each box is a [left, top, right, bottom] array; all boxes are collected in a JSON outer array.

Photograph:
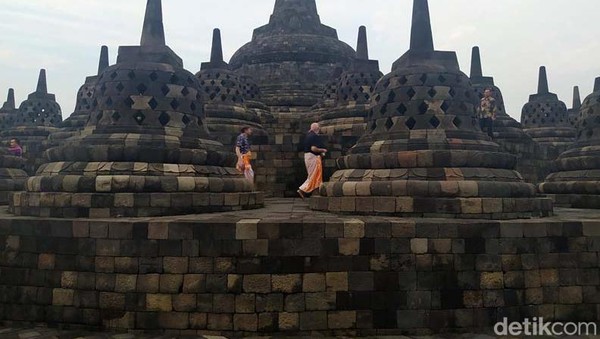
[[1, 0, 599, 121]]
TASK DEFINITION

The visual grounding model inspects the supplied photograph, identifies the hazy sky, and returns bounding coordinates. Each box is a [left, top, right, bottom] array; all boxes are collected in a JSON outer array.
[[0, 0, 599, 121]]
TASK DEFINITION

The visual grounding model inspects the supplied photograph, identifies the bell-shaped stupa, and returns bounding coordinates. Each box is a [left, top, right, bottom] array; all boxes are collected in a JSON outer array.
[[470, 47, 532, 141], [319, 26, 383, 146], [0, 89, 28, 204], [14, 69, 62, 128], [521, 66, 576, 148], [0, 70, 62, 174], [539, 77, 600, 207], [229, 0, 356, 110], [468, 46, 545, 183], [0, 89, 18, 130], [50, 46, 110, 143], [310, 0, 552, 219], [317, 26, 383, 180], [195, 29, 267, 146], [10, 0, 263, 218]]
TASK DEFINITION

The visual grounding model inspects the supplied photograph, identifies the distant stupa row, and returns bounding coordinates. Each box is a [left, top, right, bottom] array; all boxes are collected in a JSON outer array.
[[1, 0, 598, 216]]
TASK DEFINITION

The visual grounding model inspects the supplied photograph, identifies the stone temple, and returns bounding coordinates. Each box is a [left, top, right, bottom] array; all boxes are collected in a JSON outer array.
[[521, 66, 576, 152], [568, 85, 582, 128], [0, 69, 62, 174], [468, 47, 554, 183], [0, 88, 18, 130], [539, 77, 600, 207], [0, 89, 28, 203], [195, 28, 267, 147], [9, 0, 263, 218], [2, 0, 600, 336], [50, 46, 110, 144], [230, 0, 356, 110], [318, 26, 383, 180], [469, 47, 525, 143], [310, 0, 552, 218]]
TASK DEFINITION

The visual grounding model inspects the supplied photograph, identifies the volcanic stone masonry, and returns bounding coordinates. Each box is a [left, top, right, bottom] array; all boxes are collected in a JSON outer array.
[[520, 66, 576, 161], [0, 89, 28, 204], [568, 85, 582, 128], [49, 46, 110, 144], [9, 0, 263, 218], [539, 77, 600, 208], [2, 0, 600, 336], [469, 47, 547, 184], [195, 28, 267, 147], [310, 0, 553, 219], [0, 208, 599, 335], [0, 88, 17, 130], [227, 0, 360, 196], [229, 0, 356, 110], [318, 26, 383, 181], [0, 69, 62, 175]]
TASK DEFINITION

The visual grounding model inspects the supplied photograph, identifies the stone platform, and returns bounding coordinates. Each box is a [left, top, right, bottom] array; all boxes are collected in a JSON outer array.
[[1, 199, 600, 336], [10, 192, 265, 218]]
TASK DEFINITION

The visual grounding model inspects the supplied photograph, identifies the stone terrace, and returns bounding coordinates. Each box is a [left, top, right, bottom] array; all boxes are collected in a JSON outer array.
[[1, 199, 600, 336]]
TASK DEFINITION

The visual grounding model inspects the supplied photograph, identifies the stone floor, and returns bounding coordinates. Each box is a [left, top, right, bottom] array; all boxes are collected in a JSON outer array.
[[128, 198, 600, 223], [4, 197, 597, 223]]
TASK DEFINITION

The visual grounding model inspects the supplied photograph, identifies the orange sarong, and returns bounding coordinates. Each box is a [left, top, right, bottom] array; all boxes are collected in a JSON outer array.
[[299, 153, 323, 194], [236, 152, 254, 184]]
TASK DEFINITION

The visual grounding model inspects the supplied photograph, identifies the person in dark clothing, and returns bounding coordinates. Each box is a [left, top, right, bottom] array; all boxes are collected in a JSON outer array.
[[298, 123, 327, 199]]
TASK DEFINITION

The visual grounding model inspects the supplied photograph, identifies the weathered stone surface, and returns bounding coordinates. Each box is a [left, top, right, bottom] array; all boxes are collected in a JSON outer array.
[[0, 88, 18, 130], [568, 86, 582, 129], [316, 26, 383, 181], [521, 66, 576, 149], [0, 201, 599, 335], [195, 29, 267, 147], [0, 145, 28, 204], [9, 0, 262, 217], [49, 46, 110, 145], [229, 0, 356, 109], [0, 70, 62, 175], [539, 77, 600, 208], [469, 46, 546, 184], [12, 69, 62, 128], [311, 0, 552, 219]]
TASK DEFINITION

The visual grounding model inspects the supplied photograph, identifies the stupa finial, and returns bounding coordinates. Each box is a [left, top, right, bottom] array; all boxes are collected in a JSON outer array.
[[210, 28, 224, 64], [537, 66, 549, 94], [140, 0, 166, 47], [409, 0, 434, 52], [36, 69, 47, 94], [356, 26, 369, 60], [572, 86, 581, 109], [470, 46, 483, 78], [98, 46, 109, 75]]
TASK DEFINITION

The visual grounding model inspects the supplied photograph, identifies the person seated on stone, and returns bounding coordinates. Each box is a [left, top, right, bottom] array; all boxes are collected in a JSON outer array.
[[478, 88, 497, 139], [8, 138, 23, 157], [298, 123, 327, 200], [235, 127, 254, 184]]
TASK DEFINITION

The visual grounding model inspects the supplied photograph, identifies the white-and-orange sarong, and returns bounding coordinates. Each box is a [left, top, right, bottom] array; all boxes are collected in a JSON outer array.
[[299, 152, 323, 194], [236, 152, 254, 184]]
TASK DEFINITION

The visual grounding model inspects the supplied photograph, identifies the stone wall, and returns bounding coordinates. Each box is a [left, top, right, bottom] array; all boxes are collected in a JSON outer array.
[[253, 112, 310, 197], [501, 141, 570, 185], [0, 214, 599, 336]]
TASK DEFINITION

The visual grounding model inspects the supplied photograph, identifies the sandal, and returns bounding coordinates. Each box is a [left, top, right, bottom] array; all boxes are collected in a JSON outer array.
[[297, 190, 306, 200]]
